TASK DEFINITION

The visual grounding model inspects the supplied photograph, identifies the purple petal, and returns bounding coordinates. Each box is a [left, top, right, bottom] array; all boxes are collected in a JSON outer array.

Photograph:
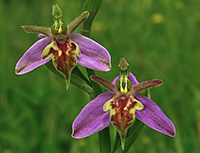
[[15, 36, 52, 74], [72, 92, 113, 138], [68, 33, 111, 71], [38, 33, 47, 38], [112, 73, 139, 85], [135, 94, 176, 137], [129, 72, 139, 85], [112, 76, 120, 84]]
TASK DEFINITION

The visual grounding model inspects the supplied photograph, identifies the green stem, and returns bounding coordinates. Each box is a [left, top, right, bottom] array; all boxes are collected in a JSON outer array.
[[98, 127, 111, 153], [112, 132, 120, 153], [86, 69, 111, 153], [81, 0, 111, 153], [86, 68, 102, 99], [86, 68, 111, 153], [81, 0, 102, 37]]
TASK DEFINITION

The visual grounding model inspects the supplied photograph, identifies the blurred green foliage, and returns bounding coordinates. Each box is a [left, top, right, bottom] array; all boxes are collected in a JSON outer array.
[[0, 0, 200, 152]]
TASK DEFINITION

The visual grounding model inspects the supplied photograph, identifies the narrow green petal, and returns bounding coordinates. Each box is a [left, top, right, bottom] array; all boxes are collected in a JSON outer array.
[[132, 79, 163, 95], [67, 11, 90, 34], [91, 75, 115, 93], [22, 26, 52, 37]]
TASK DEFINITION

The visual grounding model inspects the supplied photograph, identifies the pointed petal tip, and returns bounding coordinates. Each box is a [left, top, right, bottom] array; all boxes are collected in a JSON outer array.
[[135, 95, 176, 138], [118, 131, 126, 150], [21, 25, 31, 33], [71, 128, 90, 139], [15, 66, 21, 75], [121, 141, 125, 150], [71, 131, 81, 139], [170, 131, 176, 137], [65, 80, 70, 90], [153, 79, 163, 86], [15, 69, 22, 75], [166, 124, 176, 137], [71, 127, 86, 139], [162, 128, 176, 137], [90, 75, 96, 80], [21, 25, 26, 29], [15, 63, 28, 75]]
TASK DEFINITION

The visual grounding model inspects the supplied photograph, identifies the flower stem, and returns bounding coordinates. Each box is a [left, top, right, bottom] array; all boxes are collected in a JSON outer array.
[[81, 0, 111, 153], [86, 68, 111, 153], [86, 68, 102, 98], [81, 0, 102, 37], [98, 127, 111, 153]]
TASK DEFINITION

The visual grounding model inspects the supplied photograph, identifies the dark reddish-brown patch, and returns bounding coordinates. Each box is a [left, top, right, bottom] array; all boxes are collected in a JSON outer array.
[[51, 37, 77, 79], [110, 94, 137, 131]]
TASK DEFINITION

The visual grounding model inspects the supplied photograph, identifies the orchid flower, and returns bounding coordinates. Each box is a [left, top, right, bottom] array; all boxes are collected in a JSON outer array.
[[72, 58, 175, 149], [15, 4, 111, 89]]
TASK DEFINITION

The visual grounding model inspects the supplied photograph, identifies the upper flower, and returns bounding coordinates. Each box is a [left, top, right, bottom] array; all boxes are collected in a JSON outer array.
[[72, 58, 175, 149], [15, 4, 111, 89]]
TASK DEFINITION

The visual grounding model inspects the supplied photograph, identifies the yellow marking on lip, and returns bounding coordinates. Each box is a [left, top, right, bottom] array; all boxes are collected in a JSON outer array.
[[58, 50, 62, 57]]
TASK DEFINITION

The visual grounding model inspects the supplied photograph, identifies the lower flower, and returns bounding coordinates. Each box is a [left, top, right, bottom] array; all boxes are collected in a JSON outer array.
[[72, 58, 175, 149]]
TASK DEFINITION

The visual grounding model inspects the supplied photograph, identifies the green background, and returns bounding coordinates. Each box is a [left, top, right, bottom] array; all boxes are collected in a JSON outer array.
[[0, 0, 200, 152]]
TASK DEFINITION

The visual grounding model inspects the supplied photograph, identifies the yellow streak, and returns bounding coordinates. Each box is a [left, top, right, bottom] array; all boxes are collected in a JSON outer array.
[[120, 77, 128, 94]]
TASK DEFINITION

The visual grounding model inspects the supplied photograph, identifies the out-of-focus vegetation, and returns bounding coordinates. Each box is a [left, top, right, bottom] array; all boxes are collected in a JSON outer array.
[[0, 0, 200, 152]]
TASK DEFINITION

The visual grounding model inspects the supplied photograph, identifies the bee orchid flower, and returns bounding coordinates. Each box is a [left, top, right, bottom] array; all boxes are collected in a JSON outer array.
[[15, 4, 111, 89], [72, 58, 175, 149]]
